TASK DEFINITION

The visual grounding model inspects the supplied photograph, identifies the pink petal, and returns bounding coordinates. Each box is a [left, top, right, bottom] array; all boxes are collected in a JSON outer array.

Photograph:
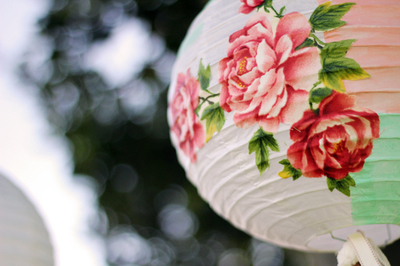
[[275, 12, 311, 49], [246, 0, 264, 6], [325, 125, 346, 144], [326, 170, 351, 180], [242, 77, 261, 101], [170, 94, 184, 121], [289, 110, 317, 142], [346, 112, 379, 148], [228, 36, 255, 58], [248, 28, 274, 48], [244, 13, 273, 34], [283, 47, 321, 90], [301, 148, 324, 178], [230, 99, 252, 112], [193, 122, 205, 148], [187, 77, 200, 108], [275, 34, 293, 65], [239, 5, 255, 14], [229, 14, 274, 50], [355, 110, 380, 139], [227, 78, 248, 97], [319, 92, 356, 115], [240, 67, 261, 85], [229, 28, 248, 44], [256, 40, 277, 73], [176, 72, 189, 90], [310, 116, 350, 136], [171, 121, 181, 139], [219, 81, 232, 112], [287, 141, 306, 170], [309, 134, 328, 170], [267, 85, 287, 118], [253, 69, 276, 98], [233, 107, 259, 129], [179, 138, 190, 157], [231, 49, 252, 76], [257, 116, 280, 133], [279, 86, 310, 124], [344, 119, 366, 149], [236, 96, 263, 115], [229, 33, 272, 58], [258, 68, 284, 116], [218, 57, 231, 82]]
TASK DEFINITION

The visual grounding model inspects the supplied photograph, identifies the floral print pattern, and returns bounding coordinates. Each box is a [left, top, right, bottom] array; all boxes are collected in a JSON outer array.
[[170, 0, 379, 196], [218, 12, 321, 133], [239, 0, 264, 14], [170, 70, 205, 163], [287, 92, 380, 180]]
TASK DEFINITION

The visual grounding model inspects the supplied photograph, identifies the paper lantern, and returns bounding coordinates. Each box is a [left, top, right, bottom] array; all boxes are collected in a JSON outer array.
[[168, 0, 400, 252], [0, 174, 54, 265]]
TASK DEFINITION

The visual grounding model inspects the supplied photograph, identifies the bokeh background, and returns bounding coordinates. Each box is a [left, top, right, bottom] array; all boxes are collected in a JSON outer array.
[[1, 0, 399, 265]]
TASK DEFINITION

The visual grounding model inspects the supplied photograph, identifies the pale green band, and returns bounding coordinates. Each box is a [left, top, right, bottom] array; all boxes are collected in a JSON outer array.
[[178, 23, 204, 56], [351, 113, 400, 226]]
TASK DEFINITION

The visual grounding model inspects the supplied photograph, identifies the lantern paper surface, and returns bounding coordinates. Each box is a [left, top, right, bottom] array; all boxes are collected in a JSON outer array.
[[0, 174, 54, 265], [168, 0, 400, 251]]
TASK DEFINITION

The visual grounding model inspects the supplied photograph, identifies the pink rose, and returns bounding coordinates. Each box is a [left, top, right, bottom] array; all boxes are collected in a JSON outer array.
[[218, 12, 321, 133], [170, 70, 205, 163], [239, 0, 264, 14], [287, 92, 380, 180]]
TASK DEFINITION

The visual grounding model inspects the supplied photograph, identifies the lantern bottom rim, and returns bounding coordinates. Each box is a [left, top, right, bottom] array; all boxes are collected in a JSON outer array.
[[306, 224, 400, 252]]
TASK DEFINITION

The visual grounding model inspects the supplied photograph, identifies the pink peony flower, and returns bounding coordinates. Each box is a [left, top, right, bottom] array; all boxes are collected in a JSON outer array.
[[239, 0, 264, 14], [287, 92, 380, 180], [170, 70, 205, 163], [218, 12, 321, 133]]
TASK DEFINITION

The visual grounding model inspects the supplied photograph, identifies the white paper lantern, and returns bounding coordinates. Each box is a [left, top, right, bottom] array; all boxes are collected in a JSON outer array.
[[168, 0, 400, 252], [0, 174, 54, 265]]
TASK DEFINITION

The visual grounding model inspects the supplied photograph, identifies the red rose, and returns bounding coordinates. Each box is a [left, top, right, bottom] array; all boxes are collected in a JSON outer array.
[[239, 0, 264, 14], [287, 92, 380, 180], [170, 70, 205, 163], [218, 12, 321, 133]]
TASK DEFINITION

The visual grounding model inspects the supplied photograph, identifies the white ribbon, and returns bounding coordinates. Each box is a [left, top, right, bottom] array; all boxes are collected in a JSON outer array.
[[339, 231, 391, 266]]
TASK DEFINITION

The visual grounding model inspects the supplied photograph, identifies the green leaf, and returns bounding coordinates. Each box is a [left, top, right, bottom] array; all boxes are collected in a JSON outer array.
[[309, 1, 355, 31], [261, 5, 270, 13], [320, 39, 355, 59], [278, 159, 302, 181], [261, 0, 273, 13], [200, 102, 225, 142], [291, 169, 302, 181], [264, 0, 273, 8], [309, 87, 333, 103], [326, 175, 356, 196], [319, 40, 370, 92], [198, 59, 211, 91], [278, 6, 286, 16], [319, 57, 370, 92], [195, 101, 205, 117], [327, 177, 337, 192], [295, 38, 315, 50], [278, 159, 290, 166], [249, 128, 280, 175]]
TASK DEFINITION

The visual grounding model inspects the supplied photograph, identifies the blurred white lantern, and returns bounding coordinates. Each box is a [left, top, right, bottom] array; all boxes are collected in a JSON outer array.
[[168, 0, 400, 252], [0, 174, 54, 265]]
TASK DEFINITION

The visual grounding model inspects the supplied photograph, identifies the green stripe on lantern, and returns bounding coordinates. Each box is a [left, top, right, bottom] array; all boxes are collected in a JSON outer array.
[[351, 113, 400, 225], [177, 22, 204, 56]]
